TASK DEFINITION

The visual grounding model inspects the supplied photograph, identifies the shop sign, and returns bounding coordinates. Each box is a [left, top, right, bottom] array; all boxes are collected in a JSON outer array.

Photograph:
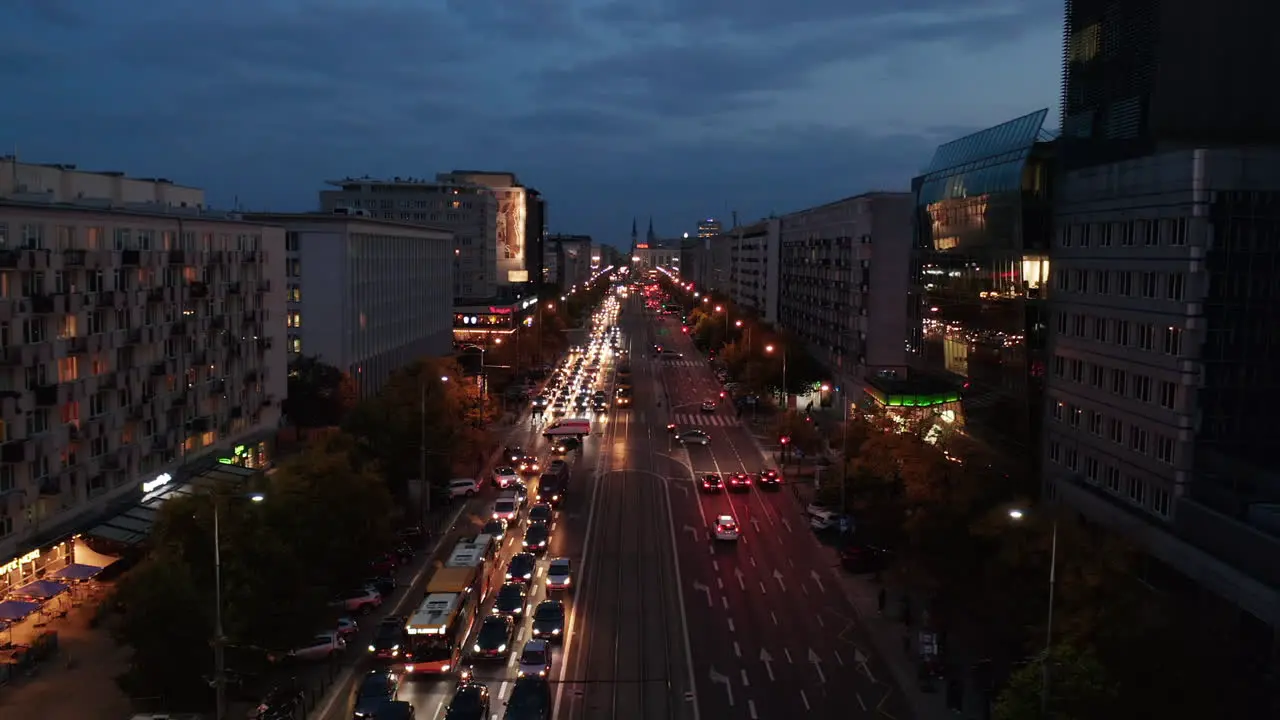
[[488, 306, 512, 315], [142, 472, 173, 493], [1, 550, 40, 575]]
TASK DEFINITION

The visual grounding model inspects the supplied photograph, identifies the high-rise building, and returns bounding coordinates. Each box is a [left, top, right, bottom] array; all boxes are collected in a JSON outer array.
[[907, 110, 1056, 479], [779, 193, 913, 396], [243, 214, 453, 398], [437, 171, 541, 290], [1060, 0, 1280, 171], [698, 218, 722, 239], [0, 199, 286, 571], [726, 218, 781, 326], [545, 234, 594, 290], [319, 176, 498, 301]]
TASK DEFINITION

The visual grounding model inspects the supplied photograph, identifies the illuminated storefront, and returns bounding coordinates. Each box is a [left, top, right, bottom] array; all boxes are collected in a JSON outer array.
[[453, 297, 538, 347], [217, 441, 270, 470]]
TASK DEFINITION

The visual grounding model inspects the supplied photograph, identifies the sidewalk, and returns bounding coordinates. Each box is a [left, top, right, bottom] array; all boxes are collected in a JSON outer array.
[[743, 429, 990, 720]]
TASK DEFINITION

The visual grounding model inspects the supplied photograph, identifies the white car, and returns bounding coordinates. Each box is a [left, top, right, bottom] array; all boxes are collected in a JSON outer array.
[[517, 639, 553, 678], [330, 587, 383, 614], [494, 466, 520, 488], [449, 477, 480, 498], [290, 631, 346, 661], [492, 497, 519, 521], [546, 558, 572, 590], [712, 515, 740, 541]]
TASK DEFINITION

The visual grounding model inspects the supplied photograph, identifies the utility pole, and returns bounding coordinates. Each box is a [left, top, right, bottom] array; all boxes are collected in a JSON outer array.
[[419, 376, 429, 524]]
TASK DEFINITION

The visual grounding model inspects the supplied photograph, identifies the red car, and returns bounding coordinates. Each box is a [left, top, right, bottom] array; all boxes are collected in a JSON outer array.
[[726, 473, 751, 492], [757, 468, 782, 489], [700, 474, 724, 493]]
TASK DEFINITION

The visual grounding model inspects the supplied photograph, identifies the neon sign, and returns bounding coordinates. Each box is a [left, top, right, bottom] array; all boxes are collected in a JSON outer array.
[[488, 306, 512, 315], [0, 550, 40, 575], [142, 472, 173, 493]]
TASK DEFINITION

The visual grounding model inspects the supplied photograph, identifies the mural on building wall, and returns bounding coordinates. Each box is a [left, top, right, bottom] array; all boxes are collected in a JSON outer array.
[[496, 188, 527, 262]]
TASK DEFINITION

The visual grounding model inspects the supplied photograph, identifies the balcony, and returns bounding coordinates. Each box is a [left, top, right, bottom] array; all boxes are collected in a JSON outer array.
[[229, 405, 243, 419], [256, 337, 273, 351], [245, 369, 259, 383], [66, 336, 88, 354], [168, 250, 185, 265], [64, 250, 86, 267], [33, 383, 60, 407], [211, 379, 227, 395], [189, 281, 209, 298], [227, 282, 242, 295], [121, 249, 140, 266], [170, 321, 187, 337], [171, 393, 189, 408], [0, 347, 22, 367], [186, 416, 211, 433], [96, 290, 118, 308], [101, 453, 121, 471], [39, 475, 63, 498], [30, 294, 56, 314], [1, 439, 28, 463], [211, 316, 226, 330], [99, 373, 119, 390], [127, 327, 144, 344], [241, 250, 258, 263], [149, 361, 167, 377], [146, 287, 167, 303], [0, 250, 18, 269]]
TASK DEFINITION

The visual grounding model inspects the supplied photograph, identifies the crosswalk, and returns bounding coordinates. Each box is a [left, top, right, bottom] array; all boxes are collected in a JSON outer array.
[[658, 359, 704, 368], [670, 412, 739, 427]]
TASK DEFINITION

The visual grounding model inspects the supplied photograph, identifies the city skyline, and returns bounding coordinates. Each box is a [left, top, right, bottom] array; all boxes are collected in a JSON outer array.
[[3, 0, 1061, 245]]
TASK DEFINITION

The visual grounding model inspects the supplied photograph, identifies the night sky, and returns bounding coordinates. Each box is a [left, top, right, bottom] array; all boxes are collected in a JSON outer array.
[[4, 0, 1061, 246]]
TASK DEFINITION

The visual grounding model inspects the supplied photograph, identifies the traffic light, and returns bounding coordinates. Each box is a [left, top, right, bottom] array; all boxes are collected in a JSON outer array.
[[681, 326, 688, 333], [779, 435, 790, 446]]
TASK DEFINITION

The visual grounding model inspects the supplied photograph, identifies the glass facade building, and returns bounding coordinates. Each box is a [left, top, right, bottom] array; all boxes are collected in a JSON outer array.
[[907, 110, 1056, 478]]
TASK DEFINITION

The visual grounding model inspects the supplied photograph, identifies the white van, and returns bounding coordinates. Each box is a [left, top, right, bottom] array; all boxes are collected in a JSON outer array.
[[806, 503, 850, 532]]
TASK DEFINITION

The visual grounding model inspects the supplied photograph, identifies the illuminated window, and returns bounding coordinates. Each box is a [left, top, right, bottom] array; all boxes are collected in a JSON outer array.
[[289, 337, 302, 354], [287, 312, 302, 328]]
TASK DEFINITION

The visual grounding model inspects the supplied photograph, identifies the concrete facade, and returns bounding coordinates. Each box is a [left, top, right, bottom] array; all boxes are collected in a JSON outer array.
[[0, 202, 285, 561], [726, 218, 781, 325], [244, 214, 453, 399], [0, 157, 205, 210]]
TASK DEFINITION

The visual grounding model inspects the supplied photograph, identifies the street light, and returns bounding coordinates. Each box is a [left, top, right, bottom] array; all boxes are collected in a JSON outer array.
[[1008, 507, 1058, 714], [214, 491, 265, 720], [765, 344, 787, 409]]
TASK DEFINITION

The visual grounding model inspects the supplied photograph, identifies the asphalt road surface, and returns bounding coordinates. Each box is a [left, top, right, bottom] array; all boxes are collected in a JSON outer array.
[[644, 297, 911, 719]]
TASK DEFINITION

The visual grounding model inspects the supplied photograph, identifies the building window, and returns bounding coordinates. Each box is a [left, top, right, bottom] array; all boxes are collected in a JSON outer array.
[[1152, 487, 1171, 517], [1090, 364, 1104, 388], [1053, 355, 1065, 378], [1069, 359, 1083, 382], [1132, 375, 1152, 403], [1129, 426, 1148, 454], [1113, 320, 1130, 346], [1155, 434, 1175, 464], [1127, 476, 1145, 504], [1095, 270, 1109, 294], [1140, 272, 1159, 298], [1110, 369, 1127, 395], [1088, 410, 1103, 436], [1048, 440, 1060, 463], [1108, 418, 1124, 444], [1104, 465, 1121, 493], [287, 312, 302, 328], [1052, 402, 1063, 422], [1136, 324, 1155, 351], [1069, 405, 1082, 428], [1158, 381, 1177, 410], [1064, 448, 1078, 471], [1163, 326, 1183, 356], [288, 337, 301, 354], [1164, 218, 1187, 246], [1084, 456, 1099, 483], [1166, 273, 1185, 301], [1116, 271, 1132, 296]]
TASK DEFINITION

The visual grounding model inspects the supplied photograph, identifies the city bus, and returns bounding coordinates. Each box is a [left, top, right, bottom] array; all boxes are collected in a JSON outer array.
[[402, 592, 475, 674]]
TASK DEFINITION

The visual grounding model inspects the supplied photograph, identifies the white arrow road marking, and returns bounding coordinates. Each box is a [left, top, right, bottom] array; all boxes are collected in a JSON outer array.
[[683, 524, 701, 541], [800, 690, 810, 710], [734, 568, 746, 591], [781, 518, 792, 532], [751, 518, 761, 533], [855, 647, 877, 683], [748, 699, 759, 719], [808, 648, 826, 684], [834, 650, 844, 666], [809, 569, 825, 592], [692, 581, 712, 607], [772, 569, 786, 592], [759, 648, 776, 681], [717, 578, 724, 590], [709, 667, 734, 707], [748, 555, 756, 567]]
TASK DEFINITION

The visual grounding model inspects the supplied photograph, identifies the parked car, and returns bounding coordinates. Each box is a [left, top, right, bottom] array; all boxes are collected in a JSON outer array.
[[365, 575, 397, 597], [289, 631, 345, 661], [330, 587, 382, 614], [336, 616, 359, 639]]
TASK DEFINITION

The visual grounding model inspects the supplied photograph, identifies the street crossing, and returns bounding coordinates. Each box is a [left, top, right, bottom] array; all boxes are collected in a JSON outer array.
[[670, 412, 740, 427], [657, 359, 704, 368]]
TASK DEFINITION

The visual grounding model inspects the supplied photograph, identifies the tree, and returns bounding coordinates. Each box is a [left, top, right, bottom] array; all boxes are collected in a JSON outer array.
[[283, 355, 357, 427], [993, 644, 1116, 720], [771, 411, 823, 455]]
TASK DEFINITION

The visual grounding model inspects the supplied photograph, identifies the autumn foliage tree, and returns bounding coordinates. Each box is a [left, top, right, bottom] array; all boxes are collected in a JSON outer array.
[[284, 355, 357, 427]]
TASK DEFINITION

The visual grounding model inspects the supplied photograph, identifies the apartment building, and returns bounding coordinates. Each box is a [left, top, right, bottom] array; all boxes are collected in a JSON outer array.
[[545, 234, 593, 290], [726, 218, 781, 325], [244, 214, 453, 398], [319, 176, 498, 300], [0, 200, 285, 568], [0, 156, 205, 209], [779, 192, 913, 392], [437, 171, 543, 289]]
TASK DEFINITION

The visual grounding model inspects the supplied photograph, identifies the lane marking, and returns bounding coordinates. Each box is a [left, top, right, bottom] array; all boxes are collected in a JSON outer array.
[[748, 699, 758, 719], [740, 668, 750, 687], [499, 681, 509, 699], [816, 615, 823, 628], [733, 641, 742, 658], [800, 690, 811, 710], [726, 618, 735, 633], [661, 442, 704, 720], [856, 692, 867, 711], [712, 560, 719, 571], [716, 577, 724, 590], [721, 596, 728, 609], [771, 612, 778, 626], [748, 555, 756, 567], [834, 650, 844, 666], [784, 648, 793, 664], [759, 582, 767, 595]]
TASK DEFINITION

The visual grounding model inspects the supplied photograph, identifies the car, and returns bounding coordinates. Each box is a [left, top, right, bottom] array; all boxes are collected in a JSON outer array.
[[840, 544, 893, 574], [517, 640, 553, 679], [336, 616, 359, 639], [289, 631, 345, 661], [352, 670, 400, 718], [551, 437, 580, 455], [473, 616, 514, 659], [503, 446, 524, 464], [503, 677, 553, 719], [330, 587, 383, 614], [545, 557, 571, 591], [365, 575, 397, 597], [726, 472, 751, 492], [713, 515, 740, 541], [492, 497, 519, 521], [700, 400, 717, 412], [444, 682, 490, 720], [522, 523, 550, 553], [494, 466, 521, 488], [678, 430, 711, 446], [531, 600, 566, 641], [449, 478, 480, 498], [531, 395, 550, 408], [699, 474, 724, 493], [528, 503, 553, 525], [506, 552, 537, 584], [369, 617, 405, 659], [547, 459, 570, 476], [757, 468, 782, 489], [517, 456, 541, 475], [481, 519, 508, 541], [666, 423, 679, 434], [492, 583, 528, 617]]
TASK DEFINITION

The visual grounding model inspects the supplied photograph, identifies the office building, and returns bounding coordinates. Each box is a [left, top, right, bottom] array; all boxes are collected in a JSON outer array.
[[679, 236, 711, 291], [243, 213, 453, 398], [545, 234, 594, 290], [1060, 0, 1280, 171], [0, 200, 285, 574], [779, 193, 913, 394], [697, 218, 722, 239], [437, 171, 541, 290], [0, 156, 205, 210], [906, 110, 1056, 476], [319, 175, 498, 301], [725, 218, 781, 325]]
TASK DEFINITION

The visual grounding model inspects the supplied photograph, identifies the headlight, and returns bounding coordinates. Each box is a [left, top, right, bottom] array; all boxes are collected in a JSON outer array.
[[552, 628, 561, 634], [524, 573, 532, 579], [368, 645, 376, 652], [474, 644, 482, 652], [498, 644, 507, 652]]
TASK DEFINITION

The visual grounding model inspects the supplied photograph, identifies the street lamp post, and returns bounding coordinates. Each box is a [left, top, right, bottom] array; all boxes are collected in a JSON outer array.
[[765, 344, 788, 410], [1009, 508, 1058, 714], [214, 492, 264, 720]]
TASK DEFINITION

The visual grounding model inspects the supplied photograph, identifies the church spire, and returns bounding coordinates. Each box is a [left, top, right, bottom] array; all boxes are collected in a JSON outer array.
[[631, 217, 637, 245], [646, 216, 655, 243]]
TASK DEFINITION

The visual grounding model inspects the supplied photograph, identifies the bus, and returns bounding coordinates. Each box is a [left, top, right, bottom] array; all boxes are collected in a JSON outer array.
[[448, 534, 496, 570], [402, 592, 474, 674]]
